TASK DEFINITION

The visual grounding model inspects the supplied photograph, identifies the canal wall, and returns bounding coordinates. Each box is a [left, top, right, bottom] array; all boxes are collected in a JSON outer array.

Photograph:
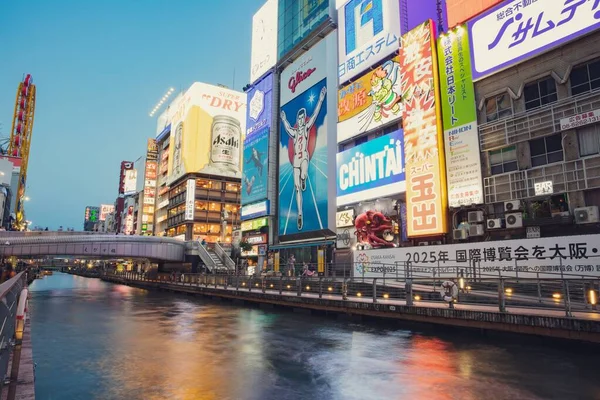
[[98, 274, 600, 344]]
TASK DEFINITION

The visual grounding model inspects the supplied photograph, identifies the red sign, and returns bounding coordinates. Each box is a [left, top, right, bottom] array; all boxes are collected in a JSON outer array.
[[289, 68, 316, 93]]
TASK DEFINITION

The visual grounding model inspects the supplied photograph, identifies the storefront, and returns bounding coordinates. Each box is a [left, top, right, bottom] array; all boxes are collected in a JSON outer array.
[[240, 217, 269, 273]]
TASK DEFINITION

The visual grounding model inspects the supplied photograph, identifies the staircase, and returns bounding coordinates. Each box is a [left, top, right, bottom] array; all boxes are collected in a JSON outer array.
[[206, 249, 227, 271]]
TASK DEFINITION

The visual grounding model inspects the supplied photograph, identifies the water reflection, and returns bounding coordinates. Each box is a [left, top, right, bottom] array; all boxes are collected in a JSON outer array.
[[30, 273, 600, 400]]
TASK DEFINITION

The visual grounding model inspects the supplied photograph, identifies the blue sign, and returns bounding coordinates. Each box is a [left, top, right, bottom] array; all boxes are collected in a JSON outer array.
[[246, 73, 273, 138], [336, 129, 405, 206], [278, 78, 329, 236], [344, 0, 385, 55], [241, 200, 270, 221], [242, 129, 269, 205]]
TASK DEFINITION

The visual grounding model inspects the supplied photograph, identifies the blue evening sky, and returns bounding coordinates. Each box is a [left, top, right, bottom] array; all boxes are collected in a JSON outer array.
[[0, 0, 264, 229]]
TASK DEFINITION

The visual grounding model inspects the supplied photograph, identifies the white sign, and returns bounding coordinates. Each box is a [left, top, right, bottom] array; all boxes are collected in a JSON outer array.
[[99, 204, 115, 221], [526, 226, 541, 239], [241, 200, 269, 219], [534, 180, 553, 196], [354, 234, 600, 279], [337, 0, 401, 83], [123, 169, 137, 195], [336, 227, 356, 249], [470, 0, 600, 80], [446, 121, 484, 207], [280, 37, 328, 105], [336, 209, 355, 228], [560, 109, 600, 131], [249, 89, 265, 121], [250, 0, 278, 83], [245, 234, 266, 245], [184, 179, 195, 221]]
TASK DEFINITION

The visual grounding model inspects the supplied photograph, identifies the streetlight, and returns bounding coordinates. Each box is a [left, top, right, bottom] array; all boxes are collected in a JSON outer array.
[[24, 196, 30, 201]]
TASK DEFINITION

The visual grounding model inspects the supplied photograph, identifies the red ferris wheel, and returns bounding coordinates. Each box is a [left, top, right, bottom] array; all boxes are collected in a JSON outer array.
[[8, 74, 36, 230]]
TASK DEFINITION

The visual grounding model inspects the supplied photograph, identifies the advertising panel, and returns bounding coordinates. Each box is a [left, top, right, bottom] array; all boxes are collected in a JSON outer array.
[[99, 204, 115, 221], [468, 0, 600, 81], [337, 55, 403, 143], [279, 38, 330, 236], [337, 0, 401, 83], [241, 200, 270, 221], [446, 0, 501, 27], [156, 92, 184, 138], [184, 179, 195, 221], [560, 109, 600, 131], [146, 138, 158, 161], [438, 25, 483, 207], [142, 138, 159, 233], [336, 209, 355, 228], [251, 0, 278, 83], [400, 20, 448, 237], [118, 161, 134, 195], [242, 130, 269, 205], [168, 83, 247, 184], [336, 227, 357, 249], [336, 129, 405, 206], [85, 206, 99, 223], [353, 234, 600, 279], [246, 74, 274, 139], [278, 0, 330, 59], [241, 217, 268, 232], [123, 169, 137, 195]]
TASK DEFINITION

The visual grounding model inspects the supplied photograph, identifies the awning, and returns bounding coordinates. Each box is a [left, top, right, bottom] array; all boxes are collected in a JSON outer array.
[[269, 240, 335, 250]]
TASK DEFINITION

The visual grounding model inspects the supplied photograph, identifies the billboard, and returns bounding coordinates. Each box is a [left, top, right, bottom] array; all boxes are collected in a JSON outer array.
[[156, 92, 184, 138], [400, 20, 448, 237], [337, 55, 403, 143], [241, 200, 270, 220], [168, 83, 247, 184], [469, 0, 600, 81], [337, 0, 401, 83], [337, 129, 405, 206], [353, 233, 600, 279], [246, 74, 274, 139], [123, 169, 137, 195], [446, 0, 501, 27], [118, 161, 134, 195], [242, 130, 269, 205], [100, 204, 115, 221], [278, 0, 331, 59], [142, 139, 158, 233], [279, 36, 333, 237], [438, 25, 483, 207], [251, 0, 278, 83], [85, 206, 99, 223]]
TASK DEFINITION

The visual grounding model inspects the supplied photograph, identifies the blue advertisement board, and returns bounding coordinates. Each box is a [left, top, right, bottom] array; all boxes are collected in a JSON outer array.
[[278, 78, 329, 236], [336, 129, 405, 206], [242, 129, 270, 205], [246, 73, 273, 139]]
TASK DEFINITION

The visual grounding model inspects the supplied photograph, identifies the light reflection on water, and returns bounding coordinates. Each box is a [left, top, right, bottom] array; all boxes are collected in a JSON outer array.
[[29, 273, 600, 400]]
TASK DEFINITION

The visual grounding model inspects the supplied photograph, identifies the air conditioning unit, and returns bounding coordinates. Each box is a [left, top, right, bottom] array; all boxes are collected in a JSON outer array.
[[469, 224, 485, 236], [453, 229, 468, 240], [467, 211, 484, 223], [418, 241, 429, 246], [574, 206, 600, 224], [504, 200, 521, 212], [487, 218, 503, 230], [505, 212, 523, 228]]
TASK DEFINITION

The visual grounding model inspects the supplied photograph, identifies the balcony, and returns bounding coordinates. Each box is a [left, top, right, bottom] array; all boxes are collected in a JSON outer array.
[[479, 89, 600, 151], [483, 155, 600, 203]]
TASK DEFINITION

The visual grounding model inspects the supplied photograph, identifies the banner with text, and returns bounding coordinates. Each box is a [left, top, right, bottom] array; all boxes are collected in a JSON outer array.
[[438, 25, 483, 207]]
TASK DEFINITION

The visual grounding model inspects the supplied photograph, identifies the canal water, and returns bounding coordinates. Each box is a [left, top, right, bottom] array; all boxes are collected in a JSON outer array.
[[29, 273, 599, 400]]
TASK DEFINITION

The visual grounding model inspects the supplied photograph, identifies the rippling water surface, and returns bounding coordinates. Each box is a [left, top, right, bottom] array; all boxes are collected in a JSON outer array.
[[29, 273, 600, 400]]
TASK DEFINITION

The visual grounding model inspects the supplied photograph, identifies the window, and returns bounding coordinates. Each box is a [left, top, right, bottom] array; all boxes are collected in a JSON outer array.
[[489, 146, 518, 175], [355, 136, 368, 146], [578, 124, 600, 156], [524, 77, 558, 110], [485, 93, 512, 122], [530, 134, 563, 167], [570, 59, 600, 96]]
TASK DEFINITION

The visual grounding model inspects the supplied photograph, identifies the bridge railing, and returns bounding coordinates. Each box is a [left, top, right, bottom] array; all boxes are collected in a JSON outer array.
[[0, 272, 28, 399], [104, 269, 600, 317]]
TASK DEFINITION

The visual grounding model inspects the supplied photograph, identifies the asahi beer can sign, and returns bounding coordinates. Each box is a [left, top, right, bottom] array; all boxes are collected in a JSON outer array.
[[210, 115, 241, 169]]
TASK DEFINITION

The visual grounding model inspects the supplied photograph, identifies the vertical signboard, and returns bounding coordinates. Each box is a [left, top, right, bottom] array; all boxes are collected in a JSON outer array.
[[337, 0, 401, 84], [400, 20, 448, 237], [184, 179, 195, 221], [251, 0, 278, 83], [168, 83, 247, 184], [118, 161, 134, 195], [438, 25, 483, 207], [243, 74, 273, 205], [142, 139, 159, 233], [279, 37, 330, 236], [99, 204, 115, 221]]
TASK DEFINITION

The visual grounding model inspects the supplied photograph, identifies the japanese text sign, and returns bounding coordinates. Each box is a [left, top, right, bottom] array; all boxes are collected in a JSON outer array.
[[250, 0, 278, 83], [337, 0, 401, 84], [246, 73, 274, 139], [337, 54, 404, 143], [184, 179, 195, 221], [438, 25, 484, 207], [400, 20, 449, 237], [469, 0, 600, 81], [354, 233, 600, 279], [560, 109, 600, 130]]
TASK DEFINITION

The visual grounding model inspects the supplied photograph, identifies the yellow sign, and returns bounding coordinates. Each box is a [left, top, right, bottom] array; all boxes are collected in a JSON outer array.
[[274, 252, 280, 272], [400, 21, 448, 237], [317, 249, 324, 273]]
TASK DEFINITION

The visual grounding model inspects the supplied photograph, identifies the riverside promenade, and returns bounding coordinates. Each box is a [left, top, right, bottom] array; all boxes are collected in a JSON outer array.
[[95, 271, 600, 344]]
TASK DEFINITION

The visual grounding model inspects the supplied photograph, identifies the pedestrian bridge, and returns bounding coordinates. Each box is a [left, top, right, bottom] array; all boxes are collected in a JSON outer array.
[[0, 232, 185, 262]]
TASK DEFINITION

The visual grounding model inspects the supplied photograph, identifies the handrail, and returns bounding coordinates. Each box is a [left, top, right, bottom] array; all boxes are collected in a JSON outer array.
[[214, 242, 235, 271], [195, 241, 217, 272], [0, 234, 186, 246]]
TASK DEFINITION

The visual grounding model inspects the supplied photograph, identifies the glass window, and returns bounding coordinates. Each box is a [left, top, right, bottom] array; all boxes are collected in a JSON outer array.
[[485, 93, 512, 122], [489, 146, 518, 175], [226, 183, 240, 192], [196, 179, 213, 189], [578, 124, 600, 156], [209, 202, 221, 212], [570, 59, 600, 96], [195, 201, 208, 211], [278, 0, 329, 59], [529, 134, 564, 167], [524, 77, 557, 110], [355, 136, 368, 146]]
